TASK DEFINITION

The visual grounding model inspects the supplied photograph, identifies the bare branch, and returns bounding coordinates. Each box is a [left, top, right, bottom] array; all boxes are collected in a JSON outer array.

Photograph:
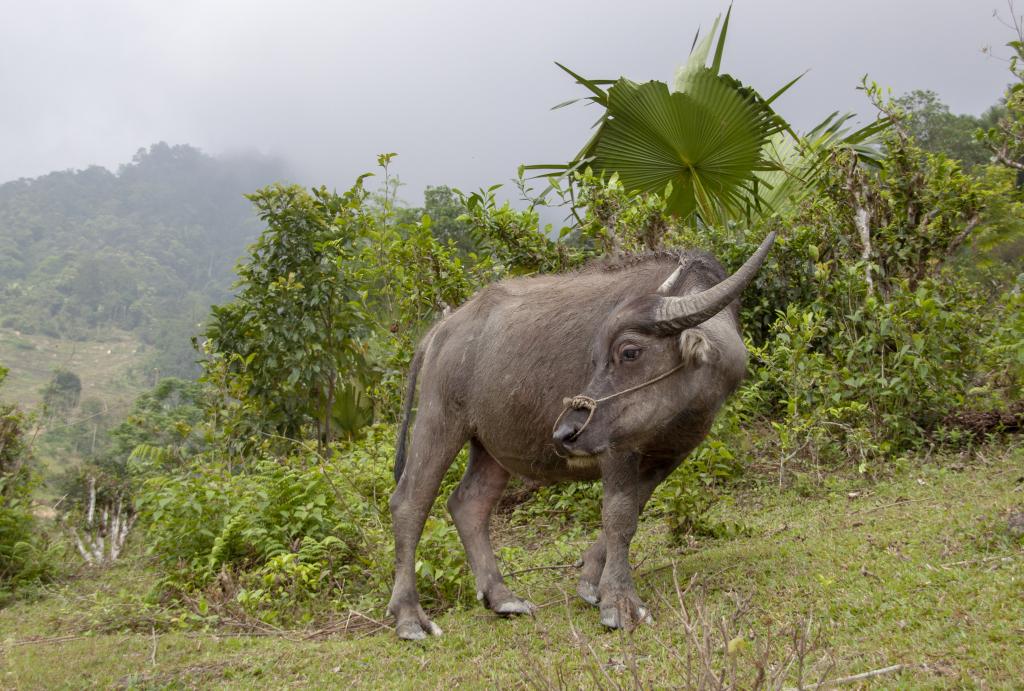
[[946, 213, 982, 258], [992, 147, 1024, 170], [786, 663, 908, 690]]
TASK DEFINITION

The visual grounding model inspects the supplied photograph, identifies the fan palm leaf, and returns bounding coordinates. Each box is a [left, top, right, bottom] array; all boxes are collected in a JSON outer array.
[[528, 7, 889, 224], [587, 72, 784, 220], [750, 113, 890, 219]]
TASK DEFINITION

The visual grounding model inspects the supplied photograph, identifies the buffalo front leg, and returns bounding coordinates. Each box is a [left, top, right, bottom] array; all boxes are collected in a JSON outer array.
[[595, 452, 650, 629], [447, 440, 536, 615], [387, 407, 468, 640], [577, 459, 682, 608]]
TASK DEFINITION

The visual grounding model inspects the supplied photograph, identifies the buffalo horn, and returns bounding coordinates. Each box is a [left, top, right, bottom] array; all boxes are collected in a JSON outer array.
[[651, 231, 777, 332], [656, 265, 684, 295]]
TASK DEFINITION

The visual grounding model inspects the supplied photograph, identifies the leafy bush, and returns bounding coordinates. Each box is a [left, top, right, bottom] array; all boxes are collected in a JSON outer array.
[[511, 481, 604, 535], [39, 369, 82, 423], [979, 279, 1024, 398], [135, 424, 473, 622], [1, 366, 61, 597]]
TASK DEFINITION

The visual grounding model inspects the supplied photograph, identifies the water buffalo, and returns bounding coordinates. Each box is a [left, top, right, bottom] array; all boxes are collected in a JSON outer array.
[[387, 232, 776, 639]]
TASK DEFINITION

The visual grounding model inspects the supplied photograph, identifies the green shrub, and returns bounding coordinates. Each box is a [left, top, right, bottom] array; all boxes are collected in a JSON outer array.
[[978, 279, 1024, 400], [135, 424, 474, 622], [511, 481, 603, 534], [1, 368, 61, 598]]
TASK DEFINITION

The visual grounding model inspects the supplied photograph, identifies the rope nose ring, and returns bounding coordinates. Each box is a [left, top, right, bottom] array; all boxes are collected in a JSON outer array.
[[550, 360, 688, 457], [552, 395, 598, 442]]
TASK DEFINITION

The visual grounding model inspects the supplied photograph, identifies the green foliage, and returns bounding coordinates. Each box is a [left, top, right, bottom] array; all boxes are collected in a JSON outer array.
[[512, 482, 604, 533], [754, 111, 889, 221], [588, 72, 785, 220], [568, 170, 679, 254], [457, 184, 573, 274], [667, 114, 1022, 484], [55, 377, 206, 526], [39, 368, 81, 423], [358, 207, 491, 416], [535, 11, 792, 222], [892, 89, 997, 167], [978, 25, 1024, 172], [531, 11, 887, 227], [204, 182, 375, 442], [135, 424, 472, 621], [0, 366, 60, 596], [202, 158, 507, 440], [111, 379, 206, 464], [979, 281, 1024, 396], [420, 185, 476, 254]]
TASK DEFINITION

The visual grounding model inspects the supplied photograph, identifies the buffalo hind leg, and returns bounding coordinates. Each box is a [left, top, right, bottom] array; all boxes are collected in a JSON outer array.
[[576, 534, 606, 606], [387, 404, 468, 640], [448, 440, 536, 615]]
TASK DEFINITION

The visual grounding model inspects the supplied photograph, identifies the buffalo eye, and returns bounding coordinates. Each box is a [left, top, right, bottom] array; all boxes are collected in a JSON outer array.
[[620, 346, 642, 362]]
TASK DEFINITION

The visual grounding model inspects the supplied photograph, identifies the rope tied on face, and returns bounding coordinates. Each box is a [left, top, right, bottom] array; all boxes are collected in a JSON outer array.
[[551, 360, 689, 454]]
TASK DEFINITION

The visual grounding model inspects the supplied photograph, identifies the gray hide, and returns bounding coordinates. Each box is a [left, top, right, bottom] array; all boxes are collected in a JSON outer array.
[[386, 233, 775, 639]]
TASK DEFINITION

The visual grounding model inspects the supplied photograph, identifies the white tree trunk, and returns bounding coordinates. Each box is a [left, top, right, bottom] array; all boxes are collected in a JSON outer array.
[[69, 478, 135, 565], [847, 156, 875, 295], [854, 205, 874, 294]]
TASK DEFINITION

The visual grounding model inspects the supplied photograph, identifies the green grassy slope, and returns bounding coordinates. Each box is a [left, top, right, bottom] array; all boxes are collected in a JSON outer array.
[[0, 328, 147, 412], [0, 328, 150, 487], [1, 443, 1021, 688]]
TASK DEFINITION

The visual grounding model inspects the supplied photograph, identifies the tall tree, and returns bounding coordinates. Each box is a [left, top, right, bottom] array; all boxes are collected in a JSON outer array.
[[40, 369, 81, 422], [424, 185, 476, 253], [892, 90, 996, 167], [203, 183, 374, 444]]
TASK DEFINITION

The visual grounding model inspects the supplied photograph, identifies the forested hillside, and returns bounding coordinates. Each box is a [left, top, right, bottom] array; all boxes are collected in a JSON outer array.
[[0, 143, 289, 377]]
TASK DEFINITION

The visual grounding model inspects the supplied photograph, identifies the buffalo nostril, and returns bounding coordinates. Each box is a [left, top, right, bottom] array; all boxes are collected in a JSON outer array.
[[554, 422, 582, 445]]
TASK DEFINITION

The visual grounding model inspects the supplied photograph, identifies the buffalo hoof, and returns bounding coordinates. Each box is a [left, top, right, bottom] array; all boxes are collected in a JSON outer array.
[[390, 601, 443, 641], [396, 619, 443, 640], [577, 580, 600, 606], [483, 585, 536, 616], [599, 599, 653, 630], [494, 597, 537, 616]]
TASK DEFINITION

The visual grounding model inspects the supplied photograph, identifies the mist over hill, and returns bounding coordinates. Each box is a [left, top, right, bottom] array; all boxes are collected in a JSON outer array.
[[0, 142, 290, 377]]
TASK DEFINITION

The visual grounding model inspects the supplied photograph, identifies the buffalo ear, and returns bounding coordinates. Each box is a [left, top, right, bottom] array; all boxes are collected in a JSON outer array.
[[678, 330, 718, 366]]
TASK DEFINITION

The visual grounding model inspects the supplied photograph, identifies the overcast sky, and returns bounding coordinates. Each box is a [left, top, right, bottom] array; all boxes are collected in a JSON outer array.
[[0, 0, 1015, 203]]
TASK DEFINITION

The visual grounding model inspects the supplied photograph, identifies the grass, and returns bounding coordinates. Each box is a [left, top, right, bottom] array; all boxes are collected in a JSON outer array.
[[1, 442, 1022, 688], [0, 328, 147, 412]]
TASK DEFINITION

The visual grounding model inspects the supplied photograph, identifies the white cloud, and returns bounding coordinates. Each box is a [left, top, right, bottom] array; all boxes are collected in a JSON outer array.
[[0, 0, 1011, 202]]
